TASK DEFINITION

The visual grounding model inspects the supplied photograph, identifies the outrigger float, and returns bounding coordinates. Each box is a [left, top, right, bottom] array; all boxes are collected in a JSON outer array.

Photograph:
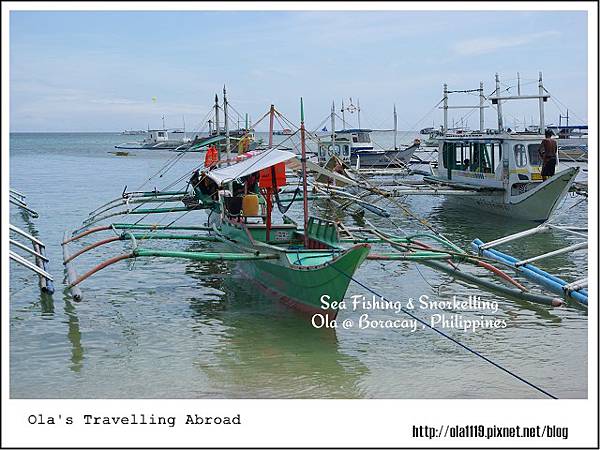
[[471, 221, 588, 306], [61, 94, 570, 314], [9, 189, 54, 294]]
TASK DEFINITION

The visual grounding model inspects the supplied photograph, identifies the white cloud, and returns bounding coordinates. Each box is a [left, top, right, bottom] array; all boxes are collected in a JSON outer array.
[[452, 31, 561, 56]]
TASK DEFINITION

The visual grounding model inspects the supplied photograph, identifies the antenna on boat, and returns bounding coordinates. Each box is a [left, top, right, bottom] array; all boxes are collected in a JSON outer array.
[[300, 98, 309, 248], [161, 115, 165, 130], [357, 98, 361, 129], [182, 115, 186, 139], [517, 72, 521, 96], [393, 104, 398, 150], [341, 99, 346, 131], [268, 104, 275, 148], [245, 113, 249, 130]]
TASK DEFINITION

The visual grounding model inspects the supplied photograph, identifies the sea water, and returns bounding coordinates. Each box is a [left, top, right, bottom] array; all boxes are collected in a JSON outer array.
[[9, 131, 588, 398]]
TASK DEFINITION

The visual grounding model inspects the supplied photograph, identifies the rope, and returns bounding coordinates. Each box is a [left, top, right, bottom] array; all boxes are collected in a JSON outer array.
[[329, 264, 558, 399]]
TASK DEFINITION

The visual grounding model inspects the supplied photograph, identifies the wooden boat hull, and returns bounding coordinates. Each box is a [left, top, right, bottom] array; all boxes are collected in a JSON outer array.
[[235, 244, 370, 318], [216, 220, 369, 318]]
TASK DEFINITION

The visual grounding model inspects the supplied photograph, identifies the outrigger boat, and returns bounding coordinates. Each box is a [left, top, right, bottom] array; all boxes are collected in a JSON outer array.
[[62, 94, 569, 317], [63, 97, 370, 317], [317, 102, 420, 169], [425, 73, 580, 222], [115, 116, 192, 150]]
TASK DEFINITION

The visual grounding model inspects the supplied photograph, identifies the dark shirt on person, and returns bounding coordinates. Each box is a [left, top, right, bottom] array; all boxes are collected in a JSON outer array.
[[539, 138, 557, 162]]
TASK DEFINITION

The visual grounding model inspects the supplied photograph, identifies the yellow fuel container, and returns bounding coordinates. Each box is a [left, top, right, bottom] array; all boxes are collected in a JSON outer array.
[[242, 194, 260, 216]]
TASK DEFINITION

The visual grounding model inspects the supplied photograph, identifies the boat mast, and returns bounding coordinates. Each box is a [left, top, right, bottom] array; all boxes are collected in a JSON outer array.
[[223, 86, 231, 165], [357, 98, 361, 129], [479, 82, 485, 132], [393, 104, 398, 150], [268, 104, 275, 148], [538, 72, 545, 133], [331, 101, 336, 154], [162, 115, 165, 130], [442, 83, 448, 134], [495, 73, 504, 132], [341, 99, 346, 130], [214, 94, 220, 136], [300, 98, 309, 248], [245, 113, 249, 131]]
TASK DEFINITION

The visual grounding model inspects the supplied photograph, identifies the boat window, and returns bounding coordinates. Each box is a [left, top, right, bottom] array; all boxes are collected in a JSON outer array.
[[528, 144, 542, 166], [442, 142, 454, 169], [352, 135, 358, 143], [356, 132, 371, 143], [513, 144, 528, 167], [344, 145, 350, 156], [158, 132, 165, 138]]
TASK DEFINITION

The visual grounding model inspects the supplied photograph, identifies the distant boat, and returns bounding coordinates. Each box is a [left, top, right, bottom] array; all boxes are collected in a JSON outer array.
[[317, 102, 419, 168], [318, 128, 420, 168], [115, 128, 192, 150], [273, 128, 293, 135], [121, 129, 146, 135]]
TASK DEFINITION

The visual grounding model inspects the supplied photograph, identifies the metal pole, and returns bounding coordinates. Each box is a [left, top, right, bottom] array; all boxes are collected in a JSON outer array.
[[214, 94, 220, 136], [268, 104, 275, 148], [341, 99, 346, 130], [443, 83, 448, 134], [223, 86, 230, 165], [300, 98, 309, 248], [393, 104, 398, 149], [538, 72, 545, 133], [357, 98, 361, 129], [517, 72, 521, 96], [495, 73, 503, 132], [479, 81, 485, 132], [331, 101, 336, 154]]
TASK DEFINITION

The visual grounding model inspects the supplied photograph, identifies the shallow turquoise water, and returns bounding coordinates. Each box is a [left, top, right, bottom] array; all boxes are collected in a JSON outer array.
[[9, 132, 588, 398]]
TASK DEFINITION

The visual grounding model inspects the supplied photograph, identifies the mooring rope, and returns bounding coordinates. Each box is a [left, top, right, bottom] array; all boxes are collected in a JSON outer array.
[[329, 264, 558, 399]]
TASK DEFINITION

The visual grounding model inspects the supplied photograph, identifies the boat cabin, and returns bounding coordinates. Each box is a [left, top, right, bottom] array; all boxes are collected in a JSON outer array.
[[144, 129, 170, 144], [435, 131, 548, 192], [317, 128, 374, 164]]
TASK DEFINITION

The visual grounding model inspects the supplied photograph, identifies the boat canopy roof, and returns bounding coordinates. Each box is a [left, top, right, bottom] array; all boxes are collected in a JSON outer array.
[[335, 128, 373, 133], [548, 125, 588, 130], [207, 149, 297, 186]]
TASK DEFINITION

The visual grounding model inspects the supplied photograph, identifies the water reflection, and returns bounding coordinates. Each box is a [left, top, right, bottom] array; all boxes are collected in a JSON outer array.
[[63, 298, 84, 373], [183, 257, 368, 398]]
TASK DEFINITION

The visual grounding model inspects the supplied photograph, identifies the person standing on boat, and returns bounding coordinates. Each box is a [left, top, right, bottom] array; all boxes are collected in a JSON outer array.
[[539, 130, 558, 180]]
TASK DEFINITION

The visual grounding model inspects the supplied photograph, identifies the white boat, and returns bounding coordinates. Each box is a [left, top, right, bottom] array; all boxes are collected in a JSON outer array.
[[425, 73, 579, 222], [115, 128, 192, 150], [317, 103, 419, 168]]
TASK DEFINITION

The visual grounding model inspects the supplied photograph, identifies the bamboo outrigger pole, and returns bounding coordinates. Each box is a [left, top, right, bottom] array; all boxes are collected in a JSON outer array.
[[300, 98, 309, 248]]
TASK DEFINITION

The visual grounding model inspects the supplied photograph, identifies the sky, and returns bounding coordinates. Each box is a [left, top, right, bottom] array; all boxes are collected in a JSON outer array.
[[9, 9, 589, 132]]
